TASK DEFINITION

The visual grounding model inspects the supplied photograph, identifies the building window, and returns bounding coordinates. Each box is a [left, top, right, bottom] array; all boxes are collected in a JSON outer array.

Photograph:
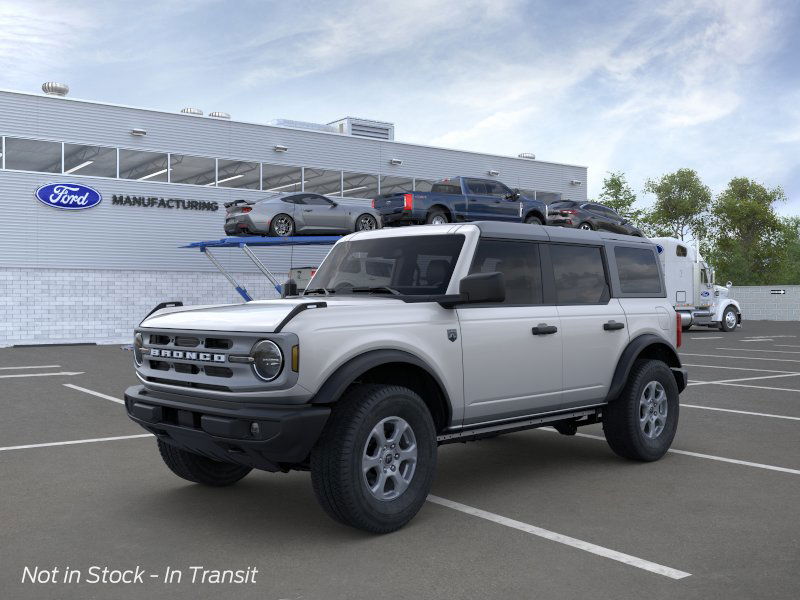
[[119, 149, 169, 182], [263, 164, 302, 193], [304, 168, 342, 196], [4, 137, 61, 173], [170, 154, 216, 186], [414, 178, 436, 192], [379, 175, 413, 195], [217, 159, 260, 189], [342, 172, 379, 198], [63, 144, 117, 178]]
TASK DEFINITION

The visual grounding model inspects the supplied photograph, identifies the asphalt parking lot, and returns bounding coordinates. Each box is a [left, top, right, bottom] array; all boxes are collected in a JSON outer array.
[[1, 321, 799, 600]]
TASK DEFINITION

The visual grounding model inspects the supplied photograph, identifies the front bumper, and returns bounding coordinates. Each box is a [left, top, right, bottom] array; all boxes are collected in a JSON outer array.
[[124, 385, 330, 471]]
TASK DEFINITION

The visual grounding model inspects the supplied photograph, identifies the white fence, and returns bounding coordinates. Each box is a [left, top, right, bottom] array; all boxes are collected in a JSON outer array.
[[729, 286, 800, 322]]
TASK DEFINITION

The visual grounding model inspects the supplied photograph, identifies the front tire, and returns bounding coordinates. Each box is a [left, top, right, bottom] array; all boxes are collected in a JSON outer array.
[[602, 360, 679, 462], [719, 306, 738, 332], [525, 214, 543, 225], [578, 222, 593, 231], [311, 384, 437, 533], [157, 440, 252, 486], [269, 214, 295, 237]]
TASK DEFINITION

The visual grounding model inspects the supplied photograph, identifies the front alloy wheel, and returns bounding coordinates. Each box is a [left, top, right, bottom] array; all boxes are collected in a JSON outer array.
[[579, 222, 593, 230], [362, 416, 417, 500], [720, 307, 738, 332]]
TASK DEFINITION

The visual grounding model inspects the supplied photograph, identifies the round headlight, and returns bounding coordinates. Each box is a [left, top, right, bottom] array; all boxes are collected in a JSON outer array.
[[252, 340, 283, 382], [133, 332, 144, 366]]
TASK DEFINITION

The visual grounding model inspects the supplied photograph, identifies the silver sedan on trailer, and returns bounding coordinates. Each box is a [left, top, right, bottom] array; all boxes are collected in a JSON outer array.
[[224, 192, 382, 237]]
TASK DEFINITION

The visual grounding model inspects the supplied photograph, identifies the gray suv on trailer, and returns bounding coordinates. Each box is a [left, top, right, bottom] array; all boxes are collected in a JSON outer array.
[[126, 222, 687, 533]]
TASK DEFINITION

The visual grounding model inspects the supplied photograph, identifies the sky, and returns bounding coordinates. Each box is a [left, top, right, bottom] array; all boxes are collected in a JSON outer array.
[[1, 0, 799, 214]]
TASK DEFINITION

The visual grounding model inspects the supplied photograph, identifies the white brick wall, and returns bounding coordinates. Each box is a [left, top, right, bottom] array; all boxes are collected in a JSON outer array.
[[0, 268, 282, 347], [729, 286, 800, 322]]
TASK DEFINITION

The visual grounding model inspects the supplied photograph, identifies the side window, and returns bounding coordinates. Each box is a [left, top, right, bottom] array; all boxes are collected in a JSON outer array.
[[550, 244, 608, 304], [484, 181, 511, 197], [304, 195, 334, 206], [676, 245, 688, 257], [282, 195, 303, 205], [614, 247, 662, 294], [465, 179, 488, 195], [469, 240, 543, 305]]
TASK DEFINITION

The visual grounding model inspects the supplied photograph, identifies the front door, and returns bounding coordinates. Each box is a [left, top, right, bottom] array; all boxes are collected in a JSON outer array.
[[458, 239, 563, 425], [548, 243, 630, 405], [299, 195, 347, 232]]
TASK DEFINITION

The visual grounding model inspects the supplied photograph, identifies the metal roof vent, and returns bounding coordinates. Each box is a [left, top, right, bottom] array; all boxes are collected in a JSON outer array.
[[209, 111, 230, 119], [180, 107, 203, 116], [42, 82, 69, 96], [518, 152, 536, 160], [328, 117, 395, 141]]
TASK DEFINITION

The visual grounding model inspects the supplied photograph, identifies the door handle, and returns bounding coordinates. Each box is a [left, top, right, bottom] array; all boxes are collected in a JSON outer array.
[[532, 323, 558, 335], [603, 320, 625, 331], [303, 209, 313, 212]]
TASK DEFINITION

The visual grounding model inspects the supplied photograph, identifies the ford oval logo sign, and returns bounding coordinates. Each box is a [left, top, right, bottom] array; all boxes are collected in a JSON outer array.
[[35, 183, 102, 210]]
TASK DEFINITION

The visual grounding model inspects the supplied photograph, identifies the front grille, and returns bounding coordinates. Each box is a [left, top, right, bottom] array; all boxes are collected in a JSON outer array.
[[175, 336, 200, 347], [204, 366, 233, 378], [205, 337, 233, 349], [150, 334, 170, 345]]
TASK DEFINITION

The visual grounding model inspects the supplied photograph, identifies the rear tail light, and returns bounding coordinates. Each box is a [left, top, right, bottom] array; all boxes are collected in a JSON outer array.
[[241, 207, 252, 213], [403, 193, 413, 211], [371, 199, 376, 208], [560, 209, 578, 215], [676, 312, 682, 348]]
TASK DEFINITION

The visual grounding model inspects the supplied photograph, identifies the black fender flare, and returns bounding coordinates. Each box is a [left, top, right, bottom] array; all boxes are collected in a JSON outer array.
[[310, 349, 453, 420], [605, 334, 686, 401]]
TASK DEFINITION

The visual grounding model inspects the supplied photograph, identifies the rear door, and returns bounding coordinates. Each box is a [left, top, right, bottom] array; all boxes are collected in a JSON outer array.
[[459, 238, 563, 425], [548, 243, 629, 405]]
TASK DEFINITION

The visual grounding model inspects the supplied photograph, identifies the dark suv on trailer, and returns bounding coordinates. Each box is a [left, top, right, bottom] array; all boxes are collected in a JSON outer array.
[[547, 200, 644, 236]]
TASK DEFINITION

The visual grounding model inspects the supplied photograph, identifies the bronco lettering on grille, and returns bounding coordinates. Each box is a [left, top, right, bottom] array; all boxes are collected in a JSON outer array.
[[149, 348, 226, 362]]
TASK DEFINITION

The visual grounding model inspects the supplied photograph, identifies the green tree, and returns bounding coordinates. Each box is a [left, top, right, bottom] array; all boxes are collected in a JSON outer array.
[[706, 177, 787, 285], [598, 171, 642, 222], [642, 168, 711, 241]]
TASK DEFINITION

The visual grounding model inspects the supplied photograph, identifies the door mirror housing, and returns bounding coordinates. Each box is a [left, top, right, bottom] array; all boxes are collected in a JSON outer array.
[[453, 272, 505, 305], [329, 201, 338, 208]]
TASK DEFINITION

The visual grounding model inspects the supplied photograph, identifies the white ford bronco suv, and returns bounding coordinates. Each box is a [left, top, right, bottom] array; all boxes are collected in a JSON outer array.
[[125, 222, 687, 533]]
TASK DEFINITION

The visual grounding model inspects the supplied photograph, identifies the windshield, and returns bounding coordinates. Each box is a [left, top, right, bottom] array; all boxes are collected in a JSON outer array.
[[305, 235, 465, 296]]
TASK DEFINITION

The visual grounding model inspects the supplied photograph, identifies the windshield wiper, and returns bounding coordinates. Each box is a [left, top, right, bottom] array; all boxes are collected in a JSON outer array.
[[350, 286, 401, 295], [303, 287, 335, 296]]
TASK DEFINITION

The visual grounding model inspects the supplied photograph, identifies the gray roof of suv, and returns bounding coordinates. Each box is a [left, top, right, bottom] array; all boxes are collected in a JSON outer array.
[[472, 221, 654, 246]]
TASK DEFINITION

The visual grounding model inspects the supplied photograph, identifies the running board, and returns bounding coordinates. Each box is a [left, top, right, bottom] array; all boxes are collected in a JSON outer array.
[[437, 408, 601, 444]]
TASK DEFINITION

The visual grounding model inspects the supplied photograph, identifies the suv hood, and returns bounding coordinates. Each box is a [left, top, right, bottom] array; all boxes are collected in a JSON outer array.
[[140, 297, 404, 333]]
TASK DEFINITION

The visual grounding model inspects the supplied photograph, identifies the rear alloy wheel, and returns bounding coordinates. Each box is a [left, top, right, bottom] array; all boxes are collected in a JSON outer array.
[[426, 209, 449, 225], [355, 214, 378, 231], [602, 359, 679, 461], [525, 215, 543, 225], [720, 307, 738, 332], [579, 222, 593, 230], [269, 214, 295, 237]]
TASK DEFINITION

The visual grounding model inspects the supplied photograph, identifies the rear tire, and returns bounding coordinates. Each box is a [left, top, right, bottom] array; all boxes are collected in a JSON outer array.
[[426, 209, 449, 225], [719, 307, 738, 332], [602, 360, 679, 462], [355, 213, 378, 231], [157, 440, 252, 486], [525, 214, 543, 225], [269, 214, 295, 237], [311, 384, 437, 533], [578, 222, 593, 230]]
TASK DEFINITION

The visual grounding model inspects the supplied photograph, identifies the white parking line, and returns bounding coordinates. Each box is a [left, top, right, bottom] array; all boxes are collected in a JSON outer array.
[[688, 373, 800, 387], [0, 371, 84, 379], [682, 363, 798, 374], [541, 429, 800, 476], [63, 384, 124, 404], [0, 365, 62, 370], [776, 345, 800, 348], [713, 382, 800, 394], [427, 495, 691, 579], [740, 339, 773, 342], [716, 348, 800, 355], [681, 404, 800, 421], [680, 353, 800, 364], [0, 434, 152, 453], [689, 336, 723, 340]]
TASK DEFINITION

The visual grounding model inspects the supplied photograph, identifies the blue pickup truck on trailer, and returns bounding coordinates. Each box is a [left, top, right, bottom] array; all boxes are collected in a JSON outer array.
[[372, 176, 548, 226]]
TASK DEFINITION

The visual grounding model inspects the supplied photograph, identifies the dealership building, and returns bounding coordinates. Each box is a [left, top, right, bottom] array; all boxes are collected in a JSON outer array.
[[0, 85, 588, 346]]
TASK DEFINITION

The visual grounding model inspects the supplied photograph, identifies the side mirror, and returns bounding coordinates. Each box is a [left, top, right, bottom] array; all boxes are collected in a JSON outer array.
[[726, 281, 732, 289], [459, 272, 505, 304], [281, 279, 298, 297], [329, 201, 338, 208]]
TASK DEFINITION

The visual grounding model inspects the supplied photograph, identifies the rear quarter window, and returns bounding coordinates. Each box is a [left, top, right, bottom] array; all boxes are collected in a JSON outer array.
[[615, 247, 662, 294]]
